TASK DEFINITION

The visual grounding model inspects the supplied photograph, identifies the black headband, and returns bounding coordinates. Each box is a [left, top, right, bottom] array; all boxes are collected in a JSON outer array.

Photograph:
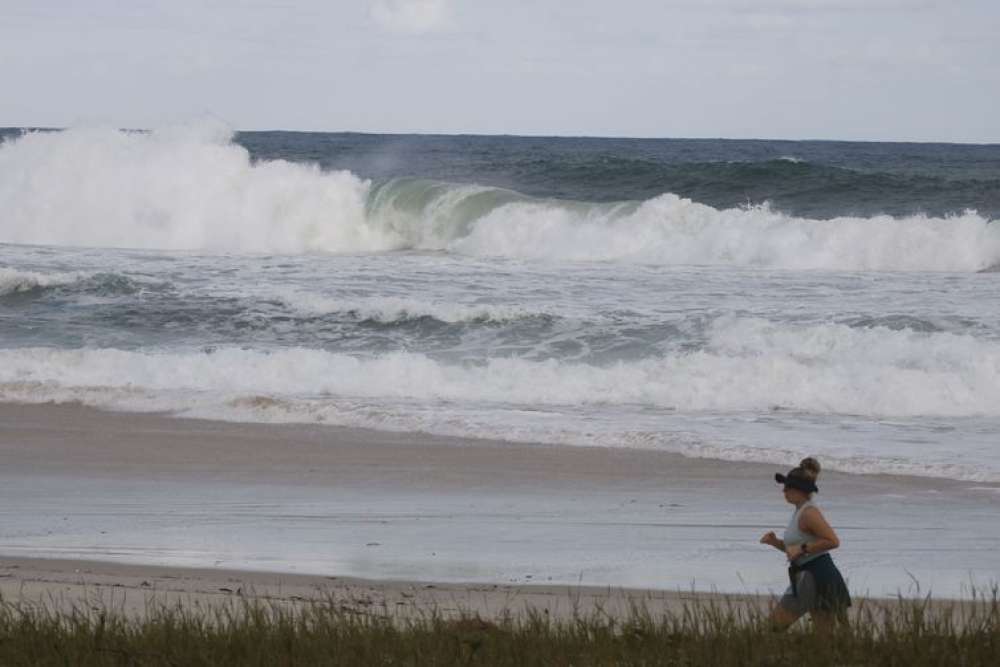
[[774, 472, 818, 494]]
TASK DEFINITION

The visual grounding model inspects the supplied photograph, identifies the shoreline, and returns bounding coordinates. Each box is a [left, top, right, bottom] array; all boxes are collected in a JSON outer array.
[[2, 400, 985, 490], [2, 401, 998, 600]]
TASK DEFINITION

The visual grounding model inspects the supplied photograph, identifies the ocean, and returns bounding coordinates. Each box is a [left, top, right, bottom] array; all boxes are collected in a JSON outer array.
[[2, 124, 999, 483]]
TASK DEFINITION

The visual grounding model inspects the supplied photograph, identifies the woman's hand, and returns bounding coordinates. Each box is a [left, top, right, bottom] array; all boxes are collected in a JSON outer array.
[[785, 544, 806, 561], [759, 531, 779, 547]]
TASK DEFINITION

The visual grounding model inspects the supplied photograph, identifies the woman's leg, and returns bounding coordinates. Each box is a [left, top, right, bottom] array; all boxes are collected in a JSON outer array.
[[810, 604, 850, 634], [809, 610, 835, 634], [771, 571, 814, 631], [770, 604, 803, 631], [772, 577, 808, 631]]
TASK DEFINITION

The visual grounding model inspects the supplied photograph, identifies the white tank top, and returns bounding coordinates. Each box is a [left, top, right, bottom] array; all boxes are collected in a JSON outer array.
[[783, 500, 823, 565]]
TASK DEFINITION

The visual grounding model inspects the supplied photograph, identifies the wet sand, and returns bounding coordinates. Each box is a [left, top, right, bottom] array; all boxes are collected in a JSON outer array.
[[1, 402, 998, 605]]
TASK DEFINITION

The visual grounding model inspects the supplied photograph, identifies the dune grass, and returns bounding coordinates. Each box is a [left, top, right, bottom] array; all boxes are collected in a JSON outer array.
[[0, 589, 997, 666]]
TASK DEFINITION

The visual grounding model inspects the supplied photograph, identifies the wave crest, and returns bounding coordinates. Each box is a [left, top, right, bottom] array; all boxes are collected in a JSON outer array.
[[0, 268, 163, 297], [0, 268, 83, 295], [0, 126, 379, 253], [273, 291, 553, 324], [1, 127, 998, 272]]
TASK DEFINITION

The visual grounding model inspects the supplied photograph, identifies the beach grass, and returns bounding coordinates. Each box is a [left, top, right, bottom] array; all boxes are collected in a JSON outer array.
[[1, 589, 997, 666]]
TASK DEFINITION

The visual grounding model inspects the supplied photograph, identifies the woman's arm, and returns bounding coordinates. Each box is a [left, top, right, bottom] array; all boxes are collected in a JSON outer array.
[[786, 507, 840, 560], [759, 531, 786, 552]]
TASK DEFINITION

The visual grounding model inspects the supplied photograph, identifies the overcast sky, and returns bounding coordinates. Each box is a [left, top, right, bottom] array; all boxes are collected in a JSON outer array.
[[1, 0, 997, 142]]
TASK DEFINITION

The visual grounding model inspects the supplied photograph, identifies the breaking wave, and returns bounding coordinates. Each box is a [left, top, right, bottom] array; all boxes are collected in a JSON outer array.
[[0, 268, 83, 295], [1, 126, 998, 271], [2, 317, 998, 418], [271, 291, 553, 324], [0, 268, 162, 297]]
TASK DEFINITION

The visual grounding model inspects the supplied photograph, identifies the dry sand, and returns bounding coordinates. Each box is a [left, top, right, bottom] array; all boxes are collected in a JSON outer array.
[[0, 555, 756, 620]]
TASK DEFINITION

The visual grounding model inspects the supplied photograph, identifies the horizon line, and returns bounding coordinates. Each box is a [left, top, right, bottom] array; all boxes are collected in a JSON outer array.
[[1, 125, 997, 147]]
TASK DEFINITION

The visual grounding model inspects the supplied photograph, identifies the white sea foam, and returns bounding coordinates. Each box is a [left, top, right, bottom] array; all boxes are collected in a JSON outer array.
[[2, 126, 998, 271], [2, 318, 999, 417], [449, 197, 1000, 271], [0, 125, 382, 253], [0, 268, 85, 295]]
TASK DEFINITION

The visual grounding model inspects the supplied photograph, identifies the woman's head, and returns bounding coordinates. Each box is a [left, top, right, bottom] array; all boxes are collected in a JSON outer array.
[[775, 457, 821, 504]]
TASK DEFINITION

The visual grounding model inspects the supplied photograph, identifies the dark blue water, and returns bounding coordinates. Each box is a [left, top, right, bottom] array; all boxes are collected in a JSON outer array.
[[235, 131, 1000, 219]]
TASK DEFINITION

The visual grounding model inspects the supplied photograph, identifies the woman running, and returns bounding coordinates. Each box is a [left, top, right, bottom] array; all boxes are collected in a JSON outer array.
[[760, 457, 851, 631]]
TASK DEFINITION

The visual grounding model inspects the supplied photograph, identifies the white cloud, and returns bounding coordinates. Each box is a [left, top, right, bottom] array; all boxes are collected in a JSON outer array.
[[370, 0, 452, 34]]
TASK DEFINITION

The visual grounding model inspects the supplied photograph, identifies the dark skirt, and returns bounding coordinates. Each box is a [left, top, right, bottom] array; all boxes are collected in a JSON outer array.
[[785, 553, 852, 613]]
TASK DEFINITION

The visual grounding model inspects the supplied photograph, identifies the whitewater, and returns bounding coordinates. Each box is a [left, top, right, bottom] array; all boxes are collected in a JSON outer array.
[[3, 125, 999, 270], [2, 126, 999, 482]]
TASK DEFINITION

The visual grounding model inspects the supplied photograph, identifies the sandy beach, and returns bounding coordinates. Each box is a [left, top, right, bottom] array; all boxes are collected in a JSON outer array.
[[0, 555, 759, 620], [1, 402, 998, 612]]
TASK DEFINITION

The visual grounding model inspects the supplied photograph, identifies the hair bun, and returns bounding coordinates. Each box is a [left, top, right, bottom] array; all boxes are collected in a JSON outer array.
[[799, 457, 821, 481]]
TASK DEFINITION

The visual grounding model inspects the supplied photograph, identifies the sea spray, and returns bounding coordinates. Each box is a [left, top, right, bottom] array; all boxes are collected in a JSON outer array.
[[0, 126, 379, 253]]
